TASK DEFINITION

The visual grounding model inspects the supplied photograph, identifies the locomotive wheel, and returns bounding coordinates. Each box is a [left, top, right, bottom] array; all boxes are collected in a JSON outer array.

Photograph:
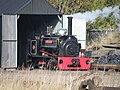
[[47, 59, 58, 70]]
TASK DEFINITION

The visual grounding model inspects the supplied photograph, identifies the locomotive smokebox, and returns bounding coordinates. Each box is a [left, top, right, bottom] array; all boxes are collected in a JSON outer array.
[[68, 17, 73, 36]]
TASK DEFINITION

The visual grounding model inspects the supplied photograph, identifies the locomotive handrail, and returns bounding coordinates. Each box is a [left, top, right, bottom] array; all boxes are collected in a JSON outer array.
[[40, 50, 57, 56]]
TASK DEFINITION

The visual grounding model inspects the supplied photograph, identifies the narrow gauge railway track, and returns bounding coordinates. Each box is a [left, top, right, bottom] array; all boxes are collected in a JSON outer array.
[[91, 64, 120, 71]]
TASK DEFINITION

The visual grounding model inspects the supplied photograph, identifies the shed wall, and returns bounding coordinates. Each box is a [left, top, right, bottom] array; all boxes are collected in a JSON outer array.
[[0, 17, 1, 67], [63, 15, 86, 49], [1, 14, 17, 68]]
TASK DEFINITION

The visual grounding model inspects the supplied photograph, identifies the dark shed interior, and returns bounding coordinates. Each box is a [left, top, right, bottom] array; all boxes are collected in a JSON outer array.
[[17, 14, 60, 66]]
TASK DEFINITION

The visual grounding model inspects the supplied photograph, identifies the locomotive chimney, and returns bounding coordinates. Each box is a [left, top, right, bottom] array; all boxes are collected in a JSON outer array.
[[68, 17, 73, 36]]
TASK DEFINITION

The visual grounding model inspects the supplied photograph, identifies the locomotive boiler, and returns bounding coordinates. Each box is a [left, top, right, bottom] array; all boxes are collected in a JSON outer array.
[[27, 17, 91, 70]]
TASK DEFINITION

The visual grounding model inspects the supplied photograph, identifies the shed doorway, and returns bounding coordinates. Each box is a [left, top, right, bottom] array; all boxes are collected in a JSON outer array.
[[17, 14, 61, 67]]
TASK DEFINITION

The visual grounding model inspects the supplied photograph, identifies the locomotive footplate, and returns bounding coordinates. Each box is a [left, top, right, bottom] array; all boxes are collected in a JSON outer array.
[[58, 57, 91, 70]]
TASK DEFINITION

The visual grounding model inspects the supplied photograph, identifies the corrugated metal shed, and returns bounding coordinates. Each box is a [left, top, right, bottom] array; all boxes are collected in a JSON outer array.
[[0, 17, 1, 67], [0, 0, 62, 68], [0, 0, 61, 15]]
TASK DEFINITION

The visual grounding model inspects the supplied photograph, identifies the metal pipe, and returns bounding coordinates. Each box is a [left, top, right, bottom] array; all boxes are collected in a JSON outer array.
[[68, 17, 73, 36]]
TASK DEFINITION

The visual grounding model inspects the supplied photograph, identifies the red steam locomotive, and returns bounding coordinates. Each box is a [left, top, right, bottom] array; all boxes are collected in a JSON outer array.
[[27, 17, 91, 70]]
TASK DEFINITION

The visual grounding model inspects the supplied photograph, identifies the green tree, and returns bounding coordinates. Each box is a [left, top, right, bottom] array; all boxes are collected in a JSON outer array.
[[48, 0, 120, 30], [87, 12, 120, 30], [48, 0, 120, 14]]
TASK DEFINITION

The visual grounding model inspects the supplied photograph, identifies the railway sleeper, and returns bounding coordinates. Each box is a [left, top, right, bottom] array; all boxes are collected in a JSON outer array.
[[79, 79, 120, 90]]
